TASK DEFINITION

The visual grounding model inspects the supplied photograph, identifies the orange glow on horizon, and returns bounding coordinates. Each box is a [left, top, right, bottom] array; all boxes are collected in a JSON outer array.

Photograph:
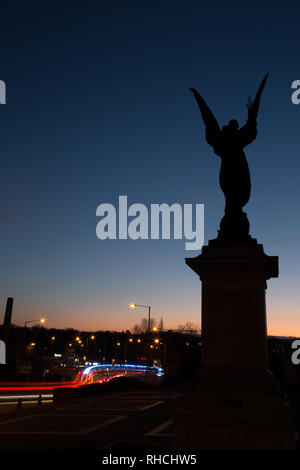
[[11, 297, 300, 338]]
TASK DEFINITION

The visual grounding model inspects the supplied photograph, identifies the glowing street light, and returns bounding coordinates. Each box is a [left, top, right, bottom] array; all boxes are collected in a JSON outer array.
[[130, 303, 151, 333], [85, 335, 96, 356], [24, 317, 46, 327], [50, 335, 56, 353], [22, 317, 46, 359]]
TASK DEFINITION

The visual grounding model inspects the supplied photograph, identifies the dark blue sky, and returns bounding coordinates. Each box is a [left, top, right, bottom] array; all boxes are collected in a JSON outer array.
[[0, 0, 299, 334]]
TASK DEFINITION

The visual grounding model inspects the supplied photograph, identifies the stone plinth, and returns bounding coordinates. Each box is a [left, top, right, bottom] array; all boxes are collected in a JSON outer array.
[[173, 239, 296, 449]]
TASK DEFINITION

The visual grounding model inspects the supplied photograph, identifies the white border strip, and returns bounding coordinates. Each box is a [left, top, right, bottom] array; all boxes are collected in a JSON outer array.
[[0, 394, 53, 400], [145, 419, 173, 436], [139, 400, 164, 411]]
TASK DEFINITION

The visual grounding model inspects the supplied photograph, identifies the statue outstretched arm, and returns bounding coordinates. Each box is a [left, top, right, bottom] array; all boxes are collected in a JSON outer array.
[[238, 73, 269, 147], [189, 88, 221, 148]]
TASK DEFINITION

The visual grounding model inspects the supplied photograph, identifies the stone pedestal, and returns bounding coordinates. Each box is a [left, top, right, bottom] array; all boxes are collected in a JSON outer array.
[[173, 239, 296, 449]]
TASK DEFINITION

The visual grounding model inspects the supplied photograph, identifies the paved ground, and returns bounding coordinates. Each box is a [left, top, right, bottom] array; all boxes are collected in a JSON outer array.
[[0, 387, 180, 452], [1, 383, 299, 466]]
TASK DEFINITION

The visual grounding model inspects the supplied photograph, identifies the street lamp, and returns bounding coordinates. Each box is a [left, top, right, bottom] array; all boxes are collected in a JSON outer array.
[[50, 336, 55, 354], [22, 317, 46, 359], [24, 317, 46, 327], [130, 303, 151, 333], [85, 335, 95, 356]]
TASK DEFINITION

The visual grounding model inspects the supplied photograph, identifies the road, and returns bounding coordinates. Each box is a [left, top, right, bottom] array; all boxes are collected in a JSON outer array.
[[0, 385, 180, 455], [0, 363, 167, 438], [0, 362, 163, 403], [0, 362, 173, 462]]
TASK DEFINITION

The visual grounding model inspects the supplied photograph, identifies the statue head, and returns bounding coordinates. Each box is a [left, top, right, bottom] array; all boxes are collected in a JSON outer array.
[[221, 119, 239, 136], [228, 119, 239, 130]]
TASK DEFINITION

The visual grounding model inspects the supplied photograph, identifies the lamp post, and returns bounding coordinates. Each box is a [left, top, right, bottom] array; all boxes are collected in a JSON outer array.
[[50, 336, 55, 354], [130, 303, 154, 384], [85, 335, 95, 357], [24, 317, 46, 327], [130, 303, 151, 333], [22, 318, 46, 359]]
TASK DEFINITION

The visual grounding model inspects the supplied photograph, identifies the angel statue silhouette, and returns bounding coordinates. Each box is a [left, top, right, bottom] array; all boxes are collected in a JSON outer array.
[[190, 73, 269, 242]]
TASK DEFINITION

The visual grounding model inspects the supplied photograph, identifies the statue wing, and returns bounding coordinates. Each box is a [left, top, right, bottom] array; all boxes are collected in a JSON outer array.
[[189, 88, 221, 148], [248, 73, 269, 120], [238, 73, 269, 146]]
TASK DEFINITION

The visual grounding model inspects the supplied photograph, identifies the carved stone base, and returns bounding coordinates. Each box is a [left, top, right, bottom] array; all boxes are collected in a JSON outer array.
[[173, 240, 296, 449]]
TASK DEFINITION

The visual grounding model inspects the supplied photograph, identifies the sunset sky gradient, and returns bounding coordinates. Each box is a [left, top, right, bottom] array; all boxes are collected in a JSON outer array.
[[0, 1, 300, 336]]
